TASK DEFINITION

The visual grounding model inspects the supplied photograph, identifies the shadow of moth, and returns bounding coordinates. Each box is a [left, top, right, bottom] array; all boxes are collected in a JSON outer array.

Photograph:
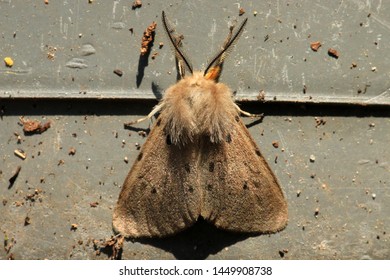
[[113, 11, 288, 238]]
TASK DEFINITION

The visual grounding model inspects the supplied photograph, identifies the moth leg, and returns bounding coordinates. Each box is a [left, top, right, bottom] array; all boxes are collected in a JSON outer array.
[[124, 103, 163, 125], [234, 104, 264, 118]]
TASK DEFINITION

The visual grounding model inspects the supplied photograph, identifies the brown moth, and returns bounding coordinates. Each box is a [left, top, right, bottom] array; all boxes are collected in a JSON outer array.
[[112, 11, 288, 238]]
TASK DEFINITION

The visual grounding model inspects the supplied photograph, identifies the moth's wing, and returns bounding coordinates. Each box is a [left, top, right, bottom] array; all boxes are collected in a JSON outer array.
[[113, 116, 201, 238], [200, 119, 288, 233]]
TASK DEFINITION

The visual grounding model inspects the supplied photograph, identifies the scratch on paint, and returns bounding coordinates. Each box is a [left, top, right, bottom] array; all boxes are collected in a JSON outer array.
[[281, 64, 293, 90], [55, 130, 62, 151], [366, 87, 390, 103], [371, 13, 390, 31], [208, 19, 217, 53], [112, 0, 118, 19], [336, 0, 344, 13], [376, 0, 382, 13], [276, 130, 293, 176]]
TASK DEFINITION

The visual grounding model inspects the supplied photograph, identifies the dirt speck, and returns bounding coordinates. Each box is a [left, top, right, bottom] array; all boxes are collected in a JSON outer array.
[[278, 249, 288, 258], [24, 216, 31, 226], [314, 207, 320, 217], [314, 117, 326, 127], [68, 147, 76, 156], [14, 149, 26, 160], [132, 0, 142, 10], [90, 202, 99, 208], [257, 90, 266, 102], [113, 69, 123, 77], [8, 165, 21, 189], [310, 41, 321, 51], [327, 48, 339, 59], [4, 57, 14, 67]]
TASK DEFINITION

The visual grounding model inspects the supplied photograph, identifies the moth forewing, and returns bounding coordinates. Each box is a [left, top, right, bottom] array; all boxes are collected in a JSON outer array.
[[112, 11, 288, 238], [112, 115, 201, 238], [200, 119, 288, 233]]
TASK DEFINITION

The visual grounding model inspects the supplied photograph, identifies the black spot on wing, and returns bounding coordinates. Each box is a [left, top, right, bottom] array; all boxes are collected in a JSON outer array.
[[209, 162, 215, 172], [225, 133, 232, 143], [166, 135, 172, 145], [184, 163, 190, 173]]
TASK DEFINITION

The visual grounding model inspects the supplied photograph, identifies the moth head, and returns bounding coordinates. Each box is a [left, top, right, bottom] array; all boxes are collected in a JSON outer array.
[[162, 11, 248, 81]]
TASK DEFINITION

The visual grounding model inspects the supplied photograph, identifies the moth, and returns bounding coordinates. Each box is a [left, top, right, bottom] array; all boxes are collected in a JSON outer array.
[[113, 11, 288, 238]]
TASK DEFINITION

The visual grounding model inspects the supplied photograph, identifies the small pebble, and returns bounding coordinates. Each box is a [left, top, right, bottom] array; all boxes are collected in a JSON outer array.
[[4, 57, 13, 67]]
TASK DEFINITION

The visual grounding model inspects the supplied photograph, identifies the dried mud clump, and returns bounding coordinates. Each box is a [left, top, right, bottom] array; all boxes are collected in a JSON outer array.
[[132, 0, 142, 9], [310, 41, 321, 51], [20, 117, 51, 134], [140, 22, 157, 56], [93, 235, 124, 260], [327, 48, 340, 59]]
